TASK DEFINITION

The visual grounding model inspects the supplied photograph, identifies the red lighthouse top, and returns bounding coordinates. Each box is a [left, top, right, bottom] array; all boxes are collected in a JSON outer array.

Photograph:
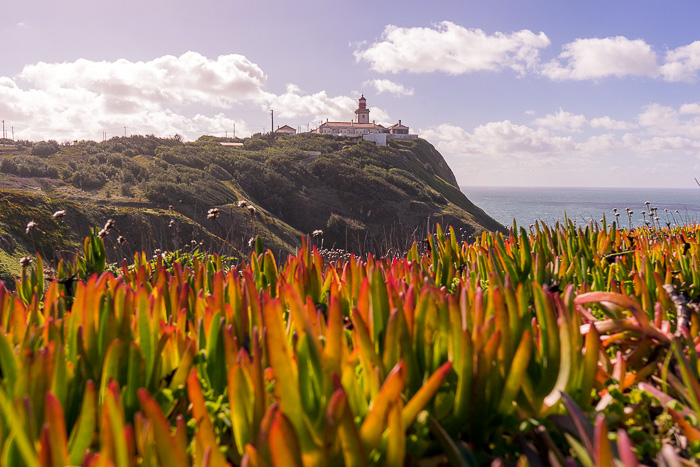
[[358, 94, 367, 109]]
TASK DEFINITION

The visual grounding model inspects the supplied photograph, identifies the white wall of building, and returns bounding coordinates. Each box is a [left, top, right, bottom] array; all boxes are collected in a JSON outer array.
[[363, 133, 387, 146]]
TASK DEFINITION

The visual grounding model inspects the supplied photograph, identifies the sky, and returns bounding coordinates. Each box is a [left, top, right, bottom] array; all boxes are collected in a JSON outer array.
[[2, 1, 700, 188]]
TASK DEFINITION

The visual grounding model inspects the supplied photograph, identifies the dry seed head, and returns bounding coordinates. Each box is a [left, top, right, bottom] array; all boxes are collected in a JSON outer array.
[[98, 228, 108, 238], [248, 237, 255, 247], [312, 229, 323, 237], [207, 208, 220, 220], [19, 256, 32, 268], [26, 221, 37, 234], [247, 205, 257, 215], [104, 219, 115, 231], [237, 200, 248, 208], [169, 219, 175, 227], [52, 210, 66, 218], [117, 235, 126, 245]]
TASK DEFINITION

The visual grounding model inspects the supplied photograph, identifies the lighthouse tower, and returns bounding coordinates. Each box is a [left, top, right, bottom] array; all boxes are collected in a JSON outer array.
[[355, 95, 370, 124]]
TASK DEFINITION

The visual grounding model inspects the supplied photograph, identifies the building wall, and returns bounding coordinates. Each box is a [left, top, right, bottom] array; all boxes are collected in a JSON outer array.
[[356, 109, 370, 124], [318, 125, 385, 136], [363, 133, 387, 146]]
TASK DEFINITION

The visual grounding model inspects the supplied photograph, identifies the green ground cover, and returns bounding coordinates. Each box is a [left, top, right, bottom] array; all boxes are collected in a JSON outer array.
[[0, 220, 699, 465]]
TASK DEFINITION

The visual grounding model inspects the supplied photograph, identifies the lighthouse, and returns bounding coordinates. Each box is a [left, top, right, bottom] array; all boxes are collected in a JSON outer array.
[[355, 95, 370, 124]]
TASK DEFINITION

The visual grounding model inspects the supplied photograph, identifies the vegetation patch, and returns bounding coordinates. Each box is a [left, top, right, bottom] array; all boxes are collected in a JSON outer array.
[[1, 221, 700, 465]]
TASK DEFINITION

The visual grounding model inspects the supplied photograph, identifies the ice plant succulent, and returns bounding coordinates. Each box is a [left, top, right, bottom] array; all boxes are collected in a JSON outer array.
[[0, 221, 699, 465]]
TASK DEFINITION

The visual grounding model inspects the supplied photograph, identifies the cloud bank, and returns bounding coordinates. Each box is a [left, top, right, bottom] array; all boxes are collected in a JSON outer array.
[[354, 22, 550, 75], [0, 52, 372, 140], [356, 23, 700, 82], [420, 103, 700, 186]]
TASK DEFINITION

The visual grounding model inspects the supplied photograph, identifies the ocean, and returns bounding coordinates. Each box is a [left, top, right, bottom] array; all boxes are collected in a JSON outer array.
[[461, 186, 700, 229]]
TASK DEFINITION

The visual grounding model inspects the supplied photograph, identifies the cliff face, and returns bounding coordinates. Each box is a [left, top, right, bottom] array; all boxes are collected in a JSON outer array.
[[0, 134, 504, 282]]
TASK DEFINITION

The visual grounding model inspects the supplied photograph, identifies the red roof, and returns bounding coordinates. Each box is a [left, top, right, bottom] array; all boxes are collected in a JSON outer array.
[[320, 122, 383, 128], [275, 125, 296, 132]]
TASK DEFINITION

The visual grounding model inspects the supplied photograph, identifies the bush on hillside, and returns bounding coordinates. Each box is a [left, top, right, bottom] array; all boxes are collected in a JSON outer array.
[[31, 140, 61, 157], [0, 156, 60, 178], [69, 165, 108, 189], [142, 180, 194, 204]]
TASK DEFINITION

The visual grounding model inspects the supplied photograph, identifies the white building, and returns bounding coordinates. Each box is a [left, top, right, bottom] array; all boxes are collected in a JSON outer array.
[[275, 125, 297, 135], [315, 96, 417, 142]]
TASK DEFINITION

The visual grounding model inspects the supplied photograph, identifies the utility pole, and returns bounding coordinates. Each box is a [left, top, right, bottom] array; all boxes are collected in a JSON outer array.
[[233, 123, 236, 138], [2, 120, 4, 139], [270, 110, 274, 135], [11, 126, 14, 141], [124, 126, 127, 137]]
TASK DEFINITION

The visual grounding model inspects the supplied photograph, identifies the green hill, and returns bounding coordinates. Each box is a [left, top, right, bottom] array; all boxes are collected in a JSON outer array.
[[0, 134, 504, 282]]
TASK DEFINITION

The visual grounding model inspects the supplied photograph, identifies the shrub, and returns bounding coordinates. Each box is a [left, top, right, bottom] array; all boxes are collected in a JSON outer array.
[[142, 180, 194, 204], [31, 140, 60, 157], [0, 156, 60, 178], [69, 165, 108, 189], [120, 183, 135, 197]]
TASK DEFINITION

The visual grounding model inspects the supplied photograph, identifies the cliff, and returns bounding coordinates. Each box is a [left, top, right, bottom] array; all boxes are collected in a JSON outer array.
[[0, 134, 504, 282]]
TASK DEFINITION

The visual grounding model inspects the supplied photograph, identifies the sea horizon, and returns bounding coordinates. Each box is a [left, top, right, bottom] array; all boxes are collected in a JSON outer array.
[[461, 185, 700, 229]]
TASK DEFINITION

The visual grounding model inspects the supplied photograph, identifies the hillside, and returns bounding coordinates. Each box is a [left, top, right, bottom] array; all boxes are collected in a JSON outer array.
[[0, 134, 504, 282]]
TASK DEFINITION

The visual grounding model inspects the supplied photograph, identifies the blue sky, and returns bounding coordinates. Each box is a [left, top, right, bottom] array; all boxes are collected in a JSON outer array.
[[2, 1, 700, 188]]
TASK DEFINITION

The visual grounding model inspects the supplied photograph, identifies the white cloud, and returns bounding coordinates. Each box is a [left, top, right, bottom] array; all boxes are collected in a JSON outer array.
[[0, 71, 251, 140], [661, 41, 700, 82], [533, 109, 586, 132], [420, 102, 700, 186], [421, 121, 574, 160], [542, 36, 659, 80], [355, 22, 700, 84], [19, 52, 271, 108], [621, 133, 700, 155], [355, 22, 550, 75], [0, 53, 375, 140], [638, 104, 680, 130], [680, 102, 700, 114], [578, 133, 623, 154], [421, 103, 700, 173], [589, 116, 637, 131], [635, 103, 700, 139], [271, 84, 357, 122], [363, 79, 414, 96]]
